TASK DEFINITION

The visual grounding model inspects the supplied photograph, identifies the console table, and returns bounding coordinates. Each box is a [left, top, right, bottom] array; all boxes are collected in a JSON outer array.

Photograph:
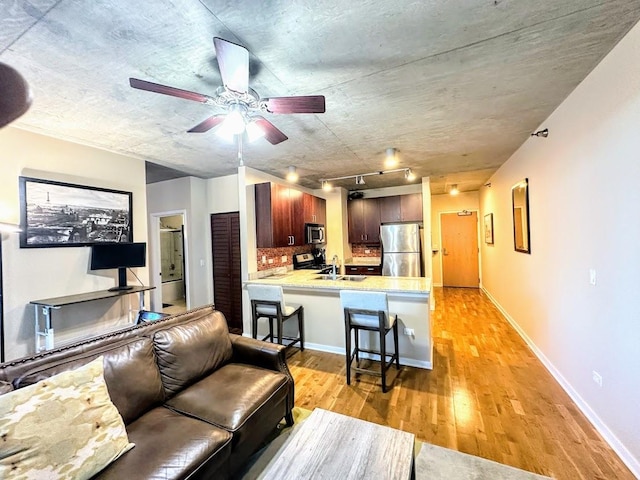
[[30, 286, 155, 352]]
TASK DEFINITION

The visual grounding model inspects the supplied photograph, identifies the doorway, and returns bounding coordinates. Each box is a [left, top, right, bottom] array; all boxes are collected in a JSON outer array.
[[149, 211, 189, 314], [440, 211, 479, 288], [211, 212, 243, 333], [159, 215, 187, 314]]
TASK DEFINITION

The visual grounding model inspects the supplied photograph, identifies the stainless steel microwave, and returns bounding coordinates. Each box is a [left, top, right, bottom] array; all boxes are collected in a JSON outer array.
[[305, 223, 325, 244]]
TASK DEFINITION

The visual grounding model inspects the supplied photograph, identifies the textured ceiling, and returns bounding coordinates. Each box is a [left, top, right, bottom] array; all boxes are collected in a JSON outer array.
[[2, 1, 639, 193]]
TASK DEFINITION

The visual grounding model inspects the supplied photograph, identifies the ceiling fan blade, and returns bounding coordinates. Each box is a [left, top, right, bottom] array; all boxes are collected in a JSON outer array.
[[129, 78, 213, 104], [253, 116, 288, 144], [213, 37, 249, 94], [263, 95, 326, 114], [188, 115, 226, 133]]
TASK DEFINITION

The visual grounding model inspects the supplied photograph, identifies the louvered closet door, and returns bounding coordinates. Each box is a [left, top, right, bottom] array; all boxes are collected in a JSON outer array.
[[211, 212, 243, 333]]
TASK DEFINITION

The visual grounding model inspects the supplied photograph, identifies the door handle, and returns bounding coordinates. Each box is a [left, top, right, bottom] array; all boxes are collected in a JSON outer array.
[[442, 248, 448, 256]]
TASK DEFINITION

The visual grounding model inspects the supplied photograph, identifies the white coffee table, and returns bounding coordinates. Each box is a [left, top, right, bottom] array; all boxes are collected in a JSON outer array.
[[260, 408, 415, 479]]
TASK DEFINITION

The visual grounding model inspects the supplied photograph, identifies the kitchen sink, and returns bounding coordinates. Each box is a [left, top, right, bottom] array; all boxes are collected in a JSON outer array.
[[341, 275, 368, 282], [315, 274, 344, 280]]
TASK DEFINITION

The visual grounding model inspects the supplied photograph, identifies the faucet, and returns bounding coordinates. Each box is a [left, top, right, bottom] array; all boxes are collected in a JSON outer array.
[[331, 255, 339, 280]]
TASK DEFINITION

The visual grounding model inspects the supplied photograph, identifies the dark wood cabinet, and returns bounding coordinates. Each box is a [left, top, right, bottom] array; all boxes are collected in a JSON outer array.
[[379, 194, 422, 223], [348, 193, 422, 245], [303, 193, 326, 225], [348, 198, 381, 244], [255, 182, 305, 247], [345, 265, 382, 276], [400, 193, 423, 221], [379, 196, 401, 223]]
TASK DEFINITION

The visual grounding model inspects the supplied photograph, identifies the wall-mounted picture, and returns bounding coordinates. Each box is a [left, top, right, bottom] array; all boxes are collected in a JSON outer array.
[[484, 213, 494, 244], [19, 176, 133, 248]]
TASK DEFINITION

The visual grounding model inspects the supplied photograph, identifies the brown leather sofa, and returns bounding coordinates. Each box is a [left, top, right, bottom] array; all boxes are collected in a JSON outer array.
[[0, 305, 295, 479]]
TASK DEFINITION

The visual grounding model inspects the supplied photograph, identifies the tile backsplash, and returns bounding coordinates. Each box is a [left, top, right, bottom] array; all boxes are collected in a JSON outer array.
[[350, 245, 382, 257], [257, 245, 313, 271]]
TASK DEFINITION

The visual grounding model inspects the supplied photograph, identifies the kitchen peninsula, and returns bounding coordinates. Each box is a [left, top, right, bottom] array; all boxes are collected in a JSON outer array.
[[244, 270, 432, 369]]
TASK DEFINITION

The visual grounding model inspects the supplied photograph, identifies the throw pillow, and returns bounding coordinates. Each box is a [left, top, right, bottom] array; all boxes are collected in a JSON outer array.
[[0, 356, 134, 479], [0, 381, 12, 395]]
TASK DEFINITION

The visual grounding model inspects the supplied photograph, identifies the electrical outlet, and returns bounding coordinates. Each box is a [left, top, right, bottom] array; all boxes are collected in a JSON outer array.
[[268, 259, 274, 264], [589, 269, 597, 286], [364, 249, 371, 254], [261, 255, 267, 264], [281, 255, 287, 263], [403, 327, 415, 336], [592, 370, 603, 388]]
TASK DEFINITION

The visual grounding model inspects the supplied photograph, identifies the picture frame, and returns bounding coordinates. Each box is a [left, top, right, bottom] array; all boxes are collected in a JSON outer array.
[[19, 176, 133, 248], [484, 213, 494, 244]]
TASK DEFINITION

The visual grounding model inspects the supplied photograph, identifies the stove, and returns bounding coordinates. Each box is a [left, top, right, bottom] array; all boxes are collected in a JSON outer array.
[[293, 253, 331, 271]]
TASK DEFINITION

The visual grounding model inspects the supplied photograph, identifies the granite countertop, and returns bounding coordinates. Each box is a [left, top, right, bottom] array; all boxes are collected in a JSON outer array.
[[343, 257, 382, 266], [245, 270, 430, 295]]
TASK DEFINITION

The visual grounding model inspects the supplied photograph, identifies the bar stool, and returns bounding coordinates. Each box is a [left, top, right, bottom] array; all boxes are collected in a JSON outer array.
[[340, 290, 400, 393], [247, 284, 304, 351]]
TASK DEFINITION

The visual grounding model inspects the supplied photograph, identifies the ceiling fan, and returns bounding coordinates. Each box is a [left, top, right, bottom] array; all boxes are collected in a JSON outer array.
[[129, 37, 326, 148]]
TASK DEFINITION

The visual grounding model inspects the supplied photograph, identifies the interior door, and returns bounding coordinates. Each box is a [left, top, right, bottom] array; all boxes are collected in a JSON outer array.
[[441, 212, 479, 287], [211, 212, 243, 333]]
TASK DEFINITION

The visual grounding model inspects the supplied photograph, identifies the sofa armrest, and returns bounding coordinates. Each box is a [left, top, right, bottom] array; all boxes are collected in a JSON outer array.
[[229, 334, 295, 412], [229, 334, 288, 374]]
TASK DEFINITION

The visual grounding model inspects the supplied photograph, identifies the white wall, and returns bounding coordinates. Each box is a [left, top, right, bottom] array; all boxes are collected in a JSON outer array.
[[431, 191, 480, 286], [0, 127, 148, 360], [480, 22, 640, 475]]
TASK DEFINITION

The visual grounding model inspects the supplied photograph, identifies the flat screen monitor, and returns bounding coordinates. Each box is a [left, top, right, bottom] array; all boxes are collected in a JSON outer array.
[[90, 242, 146, 291]]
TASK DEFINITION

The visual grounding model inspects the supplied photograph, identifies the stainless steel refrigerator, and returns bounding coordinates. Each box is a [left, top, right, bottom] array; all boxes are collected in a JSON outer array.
[[381, 223, 422, 277]]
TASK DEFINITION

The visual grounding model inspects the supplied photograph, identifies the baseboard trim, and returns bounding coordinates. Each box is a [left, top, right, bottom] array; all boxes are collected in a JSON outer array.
[[303, 342, 432, 370], [481, 287, 640, 478], [241, 333, 432, 370]]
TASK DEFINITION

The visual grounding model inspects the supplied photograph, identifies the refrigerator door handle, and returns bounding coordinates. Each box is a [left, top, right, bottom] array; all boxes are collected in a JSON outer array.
[[442, 247, 448, 256]]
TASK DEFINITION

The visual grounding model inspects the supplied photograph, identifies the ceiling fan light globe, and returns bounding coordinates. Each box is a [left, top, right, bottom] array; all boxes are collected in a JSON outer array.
[[246, 120, 265, 142], [215, 122, 236, 142], [225, 109, 246, 135]]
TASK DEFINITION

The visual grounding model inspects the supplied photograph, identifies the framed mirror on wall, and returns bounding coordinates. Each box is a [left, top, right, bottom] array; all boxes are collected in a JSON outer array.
[[512, 178, 530, 253]]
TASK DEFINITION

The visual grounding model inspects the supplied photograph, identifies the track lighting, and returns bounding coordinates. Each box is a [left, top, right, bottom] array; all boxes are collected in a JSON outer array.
[[321, 180, 332, 192], [286, 166, 299, 183], [449, 184, 459, 195], [404, 168, 416, 181], [531, 128, 548, 138], [320, 167, 416, 188]]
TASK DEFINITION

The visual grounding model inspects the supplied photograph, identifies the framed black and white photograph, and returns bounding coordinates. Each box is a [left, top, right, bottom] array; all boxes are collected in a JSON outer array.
[[19, 176, 133, 248], [484, 213, 494, 244]]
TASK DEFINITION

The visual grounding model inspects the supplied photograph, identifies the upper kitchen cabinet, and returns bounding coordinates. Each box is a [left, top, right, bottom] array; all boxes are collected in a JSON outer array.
[[379, 196, 401, 223], [348, 197, 381, 244], [255, 182, 305, 247], [303, 193, 326, 225], [400, 193, 423, 221], [379, 193, 423, 223]]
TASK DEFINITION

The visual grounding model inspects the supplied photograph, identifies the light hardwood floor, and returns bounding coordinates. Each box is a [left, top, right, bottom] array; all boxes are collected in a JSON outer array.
[[286, 287, 634, 480]]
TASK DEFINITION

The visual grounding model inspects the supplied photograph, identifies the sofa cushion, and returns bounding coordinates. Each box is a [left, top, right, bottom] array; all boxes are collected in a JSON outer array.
[[153, 311, 233, 396], [165, 363, 290, 470], [0, 357, 134, 480], [93, 406, 232, 480], [12, 337, 164, 425]]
